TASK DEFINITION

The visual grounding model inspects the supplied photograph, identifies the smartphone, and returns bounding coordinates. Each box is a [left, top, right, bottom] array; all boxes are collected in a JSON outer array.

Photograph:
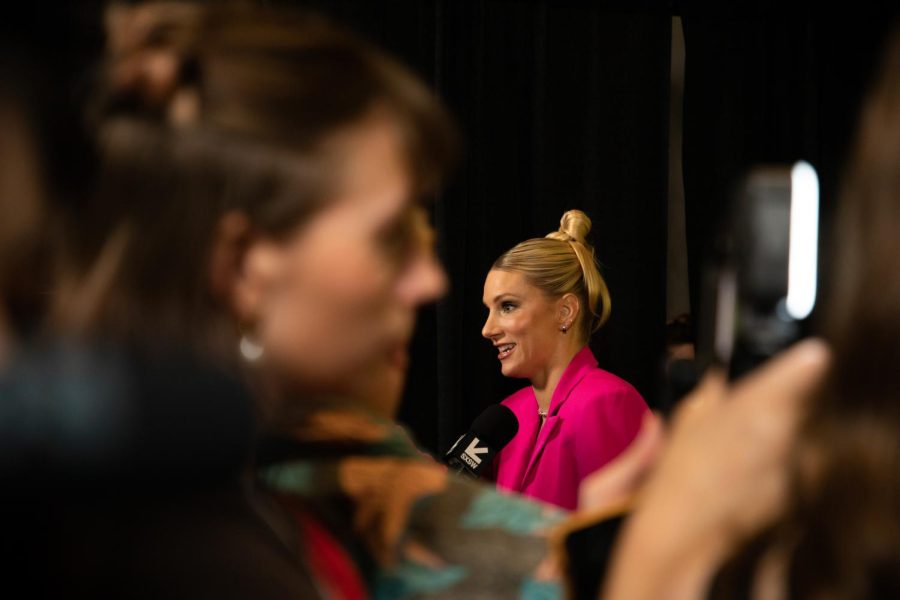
[[696, 161, 820, 380]]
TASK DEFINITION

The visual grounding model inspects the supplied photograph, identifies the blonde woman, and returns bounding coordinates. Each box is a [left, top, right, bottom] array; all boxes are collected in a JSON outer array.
[[482, 209, 651, 509]]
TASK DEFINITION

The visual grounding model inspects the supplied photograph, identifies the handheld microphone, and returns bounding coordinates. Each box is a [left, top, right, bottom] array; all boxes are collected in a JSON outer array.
[[443, 404, 518, 479]]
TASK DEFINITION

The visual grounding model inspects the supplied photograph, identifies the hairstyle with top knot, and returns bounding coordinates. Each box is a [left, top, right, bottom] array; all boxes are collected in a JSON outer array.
[[492, 209, 611, 342]]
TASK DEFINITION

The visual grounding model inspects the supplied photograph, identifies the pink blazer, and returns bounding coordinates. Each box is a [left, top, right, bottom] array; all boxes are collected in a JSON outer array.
[[493, 346, 649, 510]]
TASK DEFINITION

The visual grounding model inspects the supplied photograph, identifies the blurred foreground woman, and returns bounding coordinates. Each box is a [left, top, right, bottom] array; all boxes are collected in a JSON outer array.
[[60, 3, 614, 598], [0, 6, 270, 598]]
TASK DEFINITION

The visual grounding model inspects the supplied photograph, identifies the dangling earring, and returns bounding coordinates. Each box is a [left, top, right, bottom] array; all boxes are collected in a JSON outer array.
[[239, 330, 264, 363], [560, 323, 570, 334]]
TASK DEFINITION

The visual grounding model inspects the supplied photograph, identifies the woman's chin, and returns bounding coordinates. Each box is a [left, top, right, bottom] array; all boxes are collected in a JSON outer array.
[[500, 361, 525, 379]]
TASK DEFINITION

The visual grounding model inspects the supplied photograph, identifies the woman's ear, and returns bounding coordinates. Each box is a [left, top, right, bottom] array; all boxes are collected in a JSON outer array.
[[558, 293, 581, 329], [208, 211, 281, 324], [208, 211, 252, 315]]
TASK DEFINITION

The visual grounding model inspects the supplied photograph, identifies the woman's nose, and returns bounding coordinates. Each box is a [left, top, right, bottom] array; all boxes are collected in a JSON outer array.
[[482, 312, 498, 339], [397, 252, 448, 307], [396, 210, 448, 307]]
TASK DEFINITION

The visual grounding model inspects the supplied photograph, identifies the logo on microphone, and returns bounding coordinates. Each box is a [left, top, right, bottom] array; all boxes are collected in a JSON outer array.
[[460, 437, 489, 468]]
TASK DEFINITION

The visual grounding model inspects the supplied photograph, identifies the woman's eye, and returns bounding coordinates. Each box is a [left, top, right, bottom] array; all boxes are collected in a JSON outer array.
[[376, 216, 415, 263], [377, 206, 432, 266], [378, 226, 413, 261], [501, 302, 516, 313]]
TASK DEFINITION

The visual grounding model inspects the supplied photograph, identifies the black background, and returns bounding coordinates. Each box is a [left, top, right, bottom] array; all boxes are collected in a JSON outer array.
[[15, 1, 898, 455], [274, 0, 900, 454]]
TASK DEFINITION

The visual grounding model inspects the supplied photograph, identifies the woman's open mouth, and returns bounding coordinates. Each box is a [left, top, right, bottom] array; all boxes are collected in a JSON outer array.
[[497, 343, 516, 360]]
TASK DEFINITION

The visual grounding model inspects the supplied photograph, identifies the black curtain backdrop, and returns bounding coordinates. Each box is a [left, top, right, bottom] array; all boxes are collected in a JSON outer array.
[[282, 0, 899, 456], [286, 0, 670, 454], [426, 4, 671, 455], [680, 3, 900, 331]]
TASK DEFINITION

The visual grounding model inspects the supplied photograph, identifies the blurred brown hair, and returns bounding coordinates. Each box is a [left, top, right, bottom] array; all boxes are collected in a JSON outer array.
[[0, 4, 103, 346], [58, 2, 457, 364], [785, 23, 900, 597], [711, 23, 900, 598]]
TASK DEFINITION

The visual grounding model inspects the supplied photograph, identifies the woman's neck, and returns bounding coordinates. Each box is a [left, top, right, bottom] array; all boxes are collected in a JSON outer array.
[[531, 343, 584, 412]]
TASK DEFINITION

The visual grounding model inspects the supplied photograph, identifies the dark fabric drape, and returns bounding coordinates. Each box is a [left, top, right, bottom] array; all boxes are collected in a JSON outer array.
[[40, 1, 899, 460], [280, 1, 900, 457], [288, 0, 671, 454], [429, 4, 670, 455], [680, 5, 900, 333]]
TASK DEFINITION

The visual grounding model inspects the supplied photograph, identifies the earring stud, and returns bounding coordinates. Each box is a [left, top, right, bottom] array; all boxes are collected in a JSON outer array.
[[239, 333, 264, 362]]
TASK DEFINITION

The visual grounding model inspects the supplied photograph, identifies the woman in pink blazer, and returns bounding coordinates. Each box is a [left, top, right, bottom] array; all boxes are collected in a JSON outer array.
[[482, 209, 650, 510]]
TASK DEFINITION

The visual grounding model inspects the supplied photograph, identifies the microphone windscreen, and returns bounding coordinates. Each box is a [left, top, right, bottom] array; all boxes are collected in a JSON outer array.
[[469, 404, 519, 451]]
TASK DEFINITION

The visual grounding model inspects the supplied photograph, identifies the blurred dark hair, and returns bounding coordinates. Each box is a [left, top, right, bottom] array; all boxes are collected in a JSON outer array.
[[0, 3, 103, 339], [712, 23, 900, 598], [57, 2, 457, 364], [786, 22, 900, 598]]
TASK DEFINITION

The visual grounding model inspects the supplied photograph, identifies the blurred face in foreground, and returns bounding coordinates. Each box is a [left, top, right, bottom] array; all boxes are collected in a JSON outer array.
[[236, 114, 447, 416]]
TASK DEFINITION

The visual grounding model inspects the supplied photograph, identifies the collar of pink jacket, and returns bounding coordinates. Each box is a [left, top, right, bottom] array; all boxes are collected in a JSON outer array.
[[521, 345, 596, 477], [498, 346, 596, 494], [542, 345, 598, 416], [495, 344, 649, 510]]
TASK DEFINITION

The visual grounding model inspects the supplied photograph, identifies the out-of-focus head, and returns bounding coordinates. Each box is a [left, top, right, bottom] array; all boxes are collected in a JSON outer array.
[[63, 2, 457, 416], [481, 210, 610, 379], [826, 25, 900, 409], [776, 25, 900, 598]]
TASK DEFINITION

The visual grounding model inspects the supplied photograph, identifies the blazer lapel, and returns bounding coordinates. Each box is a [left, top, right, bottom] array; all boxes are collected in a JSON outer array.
[[519, 415, 562, 487], [520, 346, 598, 485]]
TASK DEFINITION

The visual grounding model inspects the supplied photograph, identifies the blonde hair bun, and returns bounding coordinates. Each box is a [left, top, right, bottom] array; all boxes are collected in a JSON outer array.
[[546, 209, 592, 246], [492, 208, 610, 336]]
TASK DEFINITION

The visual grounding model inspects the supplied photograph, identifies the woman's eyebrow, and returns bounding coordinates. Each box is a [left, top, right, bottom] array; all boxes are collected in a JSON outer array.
[[375, 203, 412, 235], [490, 293, 520, 304]]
